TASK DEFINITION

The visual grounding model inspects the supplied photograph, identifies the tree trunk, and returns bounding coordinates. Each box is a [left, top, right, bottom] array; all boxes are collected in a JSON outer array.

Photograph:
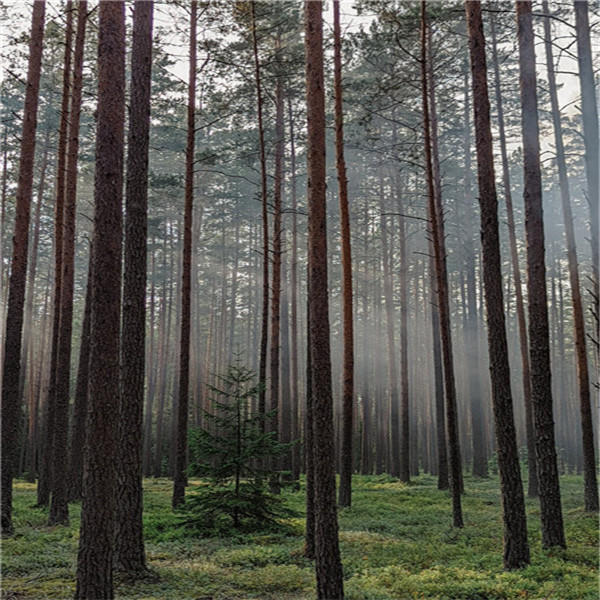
[[466, 0, 530, 569], [489, 14, 537, 498], [269, 67, 284, 493], [68, 243, 92, 501], [75, 2, 125, 597], [250, 0, 269, 430], [38, 2, 73, 509], [304, 2, 344, 597], [542, 0, 598, 512], [50, 0, 87, 526], [573, 0, 599, 362], [333, 0, 354, 506], [19, 128, 50, 404], [288, 95, 301, 482], [459, 51, 488, 479], [515, 0, 565, 550], [173, 0, 196, 509], [115, 0, 153, 571], [421, 0, 463, 528], [0, 0, 45, 535]]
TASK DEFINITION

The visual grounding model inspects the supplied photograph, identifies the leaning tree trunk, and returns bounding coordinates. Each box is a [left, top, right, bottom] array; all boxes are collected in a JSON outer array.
[[50, 0, 87, 526], [74, 2, 125, 598], [515, 0, 565, 550], [116, 0, 153, 571], [333, 0, 355, 506], [421, 0, 463, 528], [542, 0, 598, 512], [0, 0, 45, 536], [465, 0, 530, 570], [173, 0, 196, 509], [304, 2, 344, 598], [489, 14, 537, 498]]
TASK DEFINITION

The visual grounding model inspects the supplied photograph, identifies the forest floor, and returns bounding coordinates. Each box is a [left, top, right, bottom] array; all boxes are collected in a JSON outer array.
[[2, 473, 598, 599]]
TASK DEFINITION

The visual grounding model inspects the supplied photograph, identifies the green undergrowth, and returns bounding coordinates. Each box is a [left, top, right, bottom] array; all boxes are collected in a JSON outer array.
[[2, 474, 597, 599]]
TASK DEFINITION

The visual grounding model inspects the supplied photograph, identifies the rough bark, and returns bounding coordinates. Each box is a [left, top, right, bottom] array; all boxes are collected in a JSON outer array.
[[115, 0, 153, 571], [421, 0, 463, 527], [74, 2, 125, 597], [333, 0, 355, 506], [50, 0, 87, 526], [542, 0, 598, 512], [304, 2, 344, 597], [0, 0, 45, 536], [466, 1, 530, 569], [515, 0, 565, 550], [489, 14, 538, 498], [173, 0, 196, 509]]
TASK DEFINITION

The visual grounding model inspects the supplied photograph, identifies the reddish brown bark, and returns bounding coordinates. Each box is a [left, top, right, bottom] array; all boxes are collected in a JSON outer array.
[[75, 2, 125, 597], [304, 2, 344, 597], [421, 0, 463, 528], [489, 14, 537, 498], [515, 0, 565, 550], [0, 0, 45, 536], [466, 0, 530, 569], [50, 0, 87, 526], [116, 0, 153, 570]]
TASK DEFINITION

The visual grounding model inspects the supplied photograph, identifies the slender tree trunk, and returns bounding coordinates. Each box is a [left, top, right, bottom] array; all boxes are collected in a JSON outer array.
[[38, 2, 73, 509], [288, 95, 301, 482], [515, 0, 565, 550], [75, 2, 125, 597], [0, 0, 45, 535], [304, 294, 315, 559], [459, 52, 487, 479], [173, 0, 196, 509], [115, 0, 153, 571], [466, 1, 530, 569], [333, 0, 355, 506], [20, 129, 50, 403], [68, 243, 92, 501], [379, 178, 400, 478], [394, 175, 410, 483], [269, 67, 284, 493], [489, 14, 537, 498], [304, 3, 344, 597], [250, 0, 269, 428], [421, 0, 463, 528], [50, 0, 87, 526], [542, 0, 598, 512], [573, 0, 599, 360]]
